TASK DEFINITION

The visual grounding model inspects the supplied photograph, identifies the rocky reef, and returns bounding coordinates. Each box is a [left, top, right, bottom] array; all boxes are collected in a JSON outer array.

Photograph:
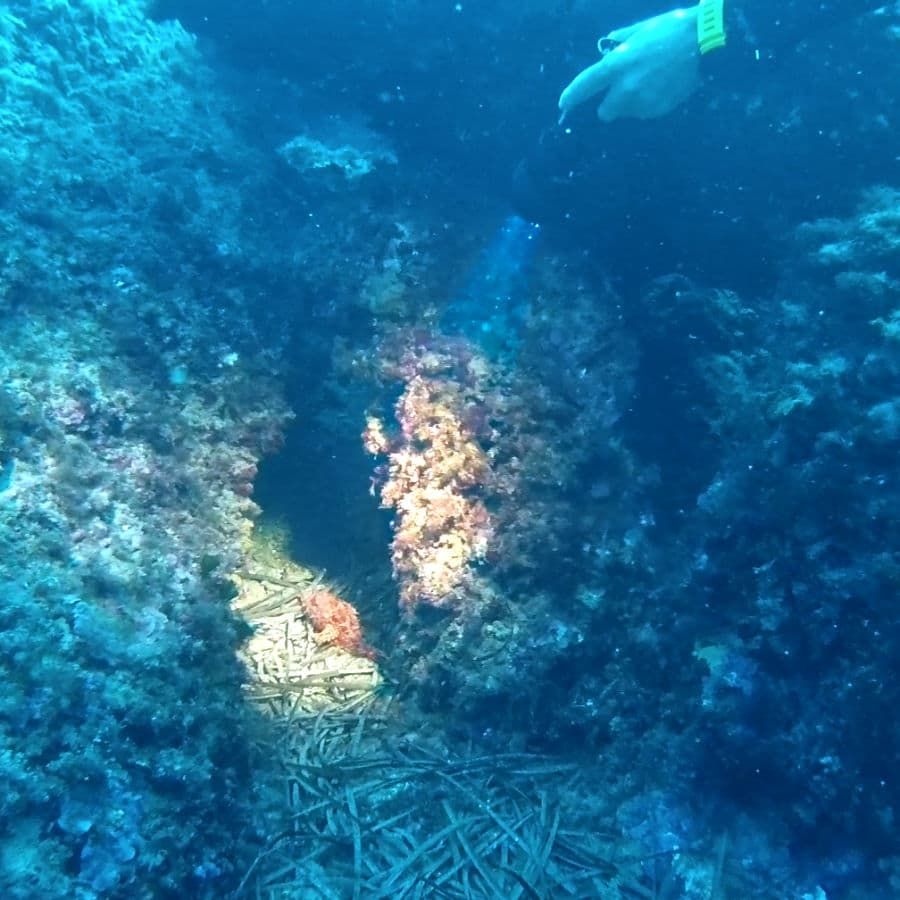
[[4, 1, 900, 898]]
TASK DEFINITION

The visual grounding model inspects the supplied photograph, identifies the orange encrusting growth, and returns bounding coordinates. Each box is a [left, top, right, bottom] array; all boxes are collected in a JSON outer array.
[[366, 367, 493, 610]]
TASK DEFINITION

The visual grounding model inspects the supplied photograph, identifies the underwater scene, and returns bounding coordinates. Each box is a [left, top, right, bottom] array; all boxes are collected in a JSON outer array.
[[1, 0, 899, 897]]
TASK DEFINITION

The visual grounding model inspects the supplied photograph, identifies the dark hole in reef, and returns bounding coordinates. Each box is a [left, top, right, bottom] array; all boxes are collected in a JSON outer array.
[[254, 412, 393, 579], [253, 318, 393, 587]]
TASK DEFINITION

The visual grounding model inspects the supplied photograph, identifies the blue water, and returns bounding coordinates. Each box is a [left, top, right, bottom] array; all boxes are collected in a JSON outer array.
[[2, 1, 898, 897], [441, 214, 540, 354]]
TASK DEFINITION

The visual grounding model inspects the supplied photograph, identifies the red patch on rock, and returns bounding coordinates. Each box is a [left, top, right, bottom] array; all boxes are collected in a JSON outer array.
[[300, 589, 377, 661]]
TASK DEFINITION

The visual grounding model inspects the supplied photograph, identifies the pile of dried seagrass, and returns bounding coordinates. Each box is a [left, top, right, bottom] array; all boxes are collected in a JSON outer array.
[[230, 540, 752, 899]]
